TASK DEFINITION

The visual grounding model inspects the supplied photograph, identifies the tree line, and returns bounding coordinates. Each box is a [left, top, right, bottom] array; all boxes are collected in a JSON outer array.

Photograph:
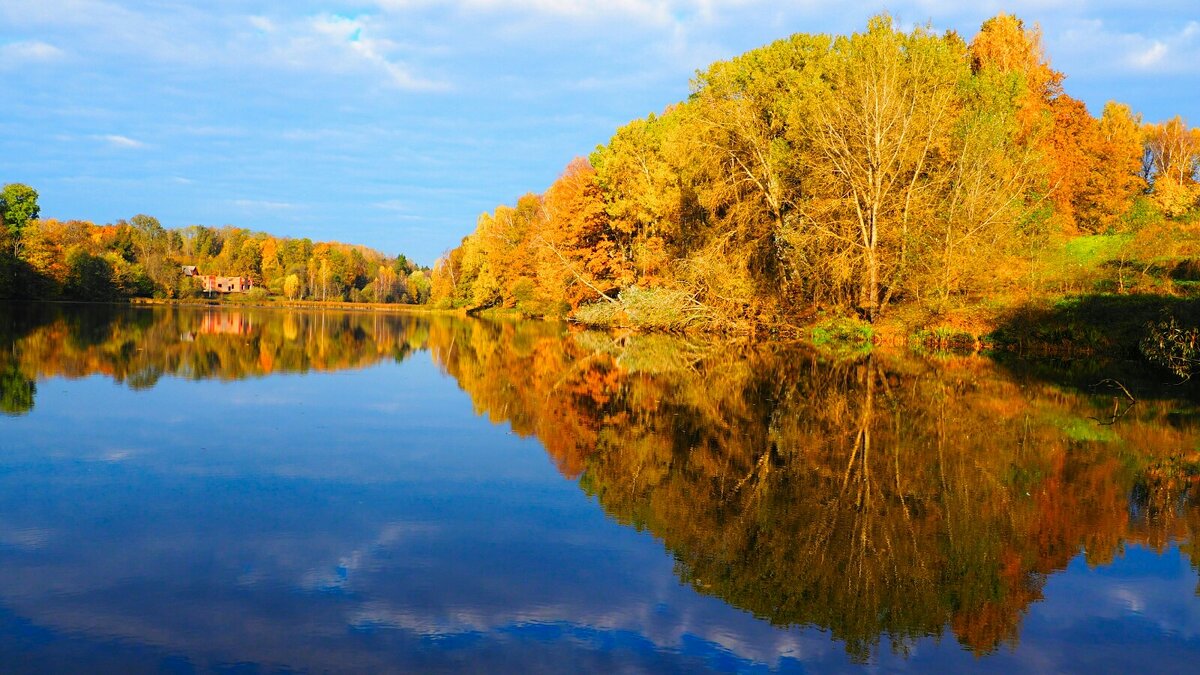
[[0, 185, 431, 304], [430, 14, 1200, 330]]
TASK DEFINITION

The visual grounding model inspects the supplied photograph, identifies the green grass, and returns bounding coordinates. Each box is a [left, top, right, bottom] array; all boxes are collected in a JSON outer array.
[[1059, 234, 1133, 267], [810, 316, 874, 346]]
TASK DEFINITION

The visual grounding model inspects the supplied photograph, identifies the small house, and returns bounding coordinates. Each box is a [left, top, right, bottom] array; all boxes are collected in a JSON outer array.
[[202, 275, 253, 294]]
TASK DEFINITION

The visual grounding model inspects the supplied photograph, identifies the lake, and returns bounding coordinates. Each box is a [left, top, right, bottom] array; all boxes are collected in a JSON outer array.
[[1, 303, 1199, 673]]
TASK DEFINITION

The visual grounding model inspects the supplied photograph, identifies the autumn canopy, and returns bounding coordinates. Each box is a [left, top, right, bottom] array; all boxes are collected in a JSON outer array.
[[431, 14, 1200, 331]]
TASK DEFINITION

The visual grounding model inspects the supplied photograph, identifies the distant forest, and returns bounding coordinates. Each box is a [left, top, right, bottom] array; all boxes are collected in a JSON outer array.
[[0, 185, 431, 304], [430, 14, 1200, 333]]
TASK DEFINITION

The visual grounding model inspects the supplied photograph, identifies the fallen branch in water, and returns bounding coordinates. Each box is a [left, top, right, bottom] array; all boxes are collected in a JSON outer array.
[[1088, 379, 1137, 426]]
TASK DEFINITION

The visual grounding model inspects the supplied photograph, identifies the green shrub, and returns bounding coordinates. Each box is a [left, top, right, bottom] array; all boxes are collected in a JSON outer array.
[[1120, 196, 1164, 232], [916, 326, 978, 352], [231, 286, 270, 303], [811, 316, 874, 346], [1140, 313, 1200, 379]]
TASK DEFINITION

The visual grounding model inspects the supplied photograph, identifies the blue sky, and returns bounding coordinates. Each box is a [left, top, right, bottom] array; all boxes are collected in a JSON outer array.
[[2, 1, 1198, 265]]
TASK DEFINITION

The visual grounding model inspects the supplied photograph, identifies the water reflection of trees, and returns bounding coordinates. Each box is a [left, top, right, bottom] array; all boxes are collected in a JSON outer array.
[[0, 304, 429, 413], [4, 306, 1199, 659], [427, 320, 1200, 660]]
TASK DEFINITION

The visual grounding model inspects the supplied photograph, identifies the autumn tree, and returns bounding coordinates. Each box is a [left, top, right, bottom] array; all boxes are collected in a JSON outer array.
[[805, 16, 964, 319], [914, 56, 1043, 307], [538, 158, 629, 310], [1043, 95, 1103, 231], [1076, 102, 1147, 231], [376, 263, 398, 302], [431, 247, 462, 308], [1145, 116, 1200, 216], [260, 237, 283, 291], [591, 110, 692, 285], [683, 34, 831, 316], [64, 250, 117, 300], [968, 13, 1062, 138], [127, 214, 182, 296], [1, 183, 40, 255], [283, 273, 301, 300], [406, 270, 431, 304]]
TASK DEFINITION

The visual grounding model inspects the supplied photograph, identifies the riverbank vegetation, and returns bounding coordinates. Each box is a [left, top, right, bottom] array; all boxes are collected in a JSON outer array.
[[429, 13, 1200, 350], [0, 187, 431, 306]]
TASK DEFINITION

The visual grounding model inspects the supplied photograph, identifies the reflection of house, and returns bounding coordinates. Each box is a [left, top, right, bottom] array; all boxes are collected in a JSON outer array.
[[199, 312, 253, 336], [202, 275, 253, 294]]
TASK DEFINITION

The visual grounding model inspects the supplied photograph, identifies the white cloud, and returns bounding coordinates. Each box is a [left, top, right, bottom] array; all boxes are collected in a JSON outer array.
[[307, 13, 448, 91], [373, 0, 770, 23], [1058, 18, 1200, 74], [374, 199, 410, 211], [233, 199, 298, 211], [248, 15, 276, 33], [240, 12, 449, 91], [0, 40, 65, 64], [98, 134, 146, 149], [373, 200, 428, 220], [2, 2, 448, 92], [1130, 40, 1168, 69]]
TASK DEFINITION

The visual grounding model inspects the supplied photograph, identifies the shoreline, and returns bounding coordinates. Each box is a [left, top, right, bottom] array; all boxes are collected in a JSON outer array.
[[126, 296, 463, 316], [1, 295, 1178, 366]]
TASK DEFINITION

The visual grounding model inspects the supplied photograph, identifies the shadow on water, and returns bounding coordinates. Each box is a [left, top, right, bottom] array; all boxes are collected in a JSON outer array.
[[992, 293, 1200, 357], [2, 302, 1200, 662], [987, 292, 1200, 419]]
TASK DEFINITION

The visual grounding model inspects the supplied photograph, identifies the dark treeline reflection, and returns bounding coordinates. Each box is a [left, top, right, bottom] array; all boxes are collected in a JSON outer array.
[[3, 305, 1200, 661], [0, 304, 430, 414], [425, 318, 1200, 660]]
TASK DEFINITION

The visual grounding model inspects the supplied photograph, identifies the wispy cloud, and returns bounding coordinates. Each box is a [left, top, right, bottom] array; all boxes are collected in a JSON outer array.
[[371, 0, 766, 26], [233, 199, 299, 211], [248, 15, 275, 33], [243, 12, 450, 92], [98, 134, 146, 149], [1059, 18, 1200, 74], [371, 200, 430, 222], [2, 2, 449, 91], [373, 199, 410, 212], [1130, 40, 1169, 69], [309, 14, 449, 91], [0, 40, 65, 65]]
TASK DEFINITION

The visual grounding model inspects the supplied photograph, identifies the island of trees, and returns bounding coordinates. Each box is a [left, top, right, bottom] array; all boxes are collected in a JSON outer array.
[[429, 14, 1200, 341], [0, 184, 431, 305]]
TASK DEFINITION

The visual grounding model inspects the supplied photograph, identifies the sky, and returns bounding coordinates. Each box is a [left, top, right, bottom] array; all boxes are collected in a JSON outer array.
[[2, 1, 1198, 265]]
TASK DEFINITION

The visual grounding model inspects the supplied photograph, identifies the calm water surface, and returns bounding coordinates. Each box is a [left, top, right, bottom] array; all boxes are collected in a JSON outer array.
[[1, 303, 1199, 673]]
